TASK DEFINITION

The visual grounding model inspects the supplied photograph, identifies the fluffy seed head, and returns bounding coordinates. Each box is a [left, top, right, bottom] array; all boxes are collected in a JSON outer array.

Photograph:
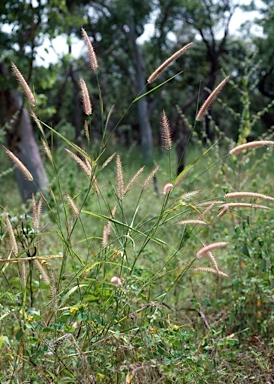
[[34, 259, 51, 285], [143, 165, 160, 190], [65, 149, 92, 178], [218, 204, 229, 217], [110, 276, 122, 285], [229, 140, 274, 155], [125, 166, 145, 194], [102, 206, 117, 248], [147, 42, 193, 83], [196, 242, 229, 258], [218, 202, 270, 217], [116, 155, 124, 200], [194, 267, 229, 277], [81, 28, 98, 72], [196, 76, 230, 121], [102, 152, 116, 170], [206, 251, 219, 272], [79, 78, 92, 115], [181, 190, 201, 200], [225, 192, 274, 202], [84, 120, 90, 142], [41, 139, 53, 163], [163, 183, 174, 195], [5, 215, 18, 256], [4, 147, 33, 181], [202, 201, 216, 217], [161, 110, 172, 150], [32, 194, 43, 231], [66, 193, 80, 218], [20, 261, 27, 288], [11, 62, 36, 105], [178, 219, 207, 226], [30, 109, 44, 134]]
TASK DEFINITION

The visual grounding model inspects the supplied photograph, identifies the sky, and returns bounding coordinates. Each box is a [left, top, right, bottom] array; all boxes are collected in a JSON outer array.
[[35, 0, 264, 66]]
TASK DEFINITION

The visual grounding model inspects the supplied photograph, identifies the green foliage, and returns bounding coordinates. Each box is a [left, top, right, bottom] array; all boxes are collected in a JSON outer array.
[[1, 1, 274, 381], [1, 50, 274, 383]]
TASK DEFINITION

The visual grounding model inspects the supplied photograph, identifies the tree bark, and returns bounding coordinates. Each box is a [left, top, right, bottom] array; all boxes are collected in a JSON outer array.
[[129, 18, 154, 165], [0, 64, 48, 203]]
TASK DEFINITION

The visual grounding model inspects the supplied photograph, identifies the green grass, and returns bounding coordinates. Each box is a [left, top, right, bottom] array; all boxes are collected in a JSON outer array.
[[1, 42, 274, 382], [1, 139, 274, 383]]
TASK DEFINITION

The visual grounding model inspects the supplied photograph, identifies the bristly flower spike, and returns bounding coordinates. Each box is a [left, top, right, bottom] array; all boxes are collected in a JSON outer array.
[[65, 193, 80, 218], [81, 28, 98, 72], [4, 147, 33, 181], [225, 192, 274, 202], [161, 110, 172, 150], [125, 166, 145, 194], [147, 42, 193, 83], [32, 194, 43, 231], [5, 215, 18, 256], [102, 206, 117, 248], [11, 62, 36, 106], [116, 155, 124, 200], [143, 165, 160, 190], [163, 183, 174, 195], [79, 78, 92, 115], [229, 140, 274, 155], [196, 242, 229, 259], [196, 76, 230, 121]]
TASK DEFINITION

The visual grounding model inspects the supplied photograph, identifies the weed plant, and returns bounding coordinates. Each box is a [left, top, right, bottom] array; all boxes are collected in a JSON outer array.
[[0, 31, 274, 383]]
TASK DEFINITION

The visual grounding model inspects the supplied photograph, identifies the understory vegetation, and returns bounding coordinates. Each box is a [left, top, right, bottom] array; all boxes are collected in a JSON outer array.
[[0, 31, 274, 384]]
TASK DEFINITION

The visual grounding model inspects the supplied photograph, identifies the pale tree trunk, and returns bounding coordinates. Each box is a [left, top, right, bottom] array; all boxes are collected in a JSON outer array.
[[134, 42, 154, 164], [0, 64, 48, 203], [129, 19, 154, 164]]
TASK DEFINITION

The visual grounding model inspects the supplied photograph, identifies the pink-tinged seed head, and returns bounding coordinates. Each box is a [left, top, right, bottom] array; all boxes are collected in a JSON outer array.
[[163, 183, 174, 195], [110, 276, 122, 285]]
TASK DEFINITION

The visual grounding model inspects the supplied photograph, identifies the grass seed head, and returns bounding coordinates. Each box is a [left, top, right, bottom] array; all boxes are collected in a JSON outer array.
[[66, 193, 80, 218], [143, 165, 160, 190], [110, 276, 122, 285], [194, 267, 229, 278], [11, 62, 35, 106], [225, 192, 274, 202], [178, 219, 207, 226], [147, 42, 193, 83], [161, 110, 172, 150], [32, 194, 43, 231], [81, 28, 98, 72], [5, 215, 18, 256], [41, 139, 53, 163], [4, 147, 33, 181], [116, 155, 125, 200], [196, 242, 229, 259], [102, 206, 117, 248], [163, 183, 174, 195], [79, 78, 92, 115], [125, 166, 145, 194], [196, 76, 230, 121], [229, 140, 274, 155]]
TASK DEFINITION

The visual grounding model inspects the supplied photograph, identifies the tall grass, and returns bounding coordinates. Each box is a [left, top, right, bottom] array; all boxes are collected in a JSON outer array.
[[0, 30, 274, 383]]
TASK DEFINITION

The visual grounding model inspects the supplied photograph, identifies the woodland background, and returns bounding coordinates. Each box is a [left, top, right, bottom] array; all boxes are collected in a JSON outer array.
[[1, 0, 274, 201]]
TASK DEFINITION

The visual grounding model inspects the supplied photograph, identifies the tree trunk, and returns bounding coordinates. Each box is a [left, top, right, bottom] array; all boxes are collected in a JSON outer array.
[[0, 64, 48, 203], [129, 19, 154, 164], [70, 65, 83, 143]]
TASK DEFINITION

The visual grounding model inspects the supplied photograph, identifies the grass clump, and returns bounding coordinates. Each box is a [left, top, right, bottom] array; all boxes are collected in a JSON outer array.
[[0, 30, 273, 384]]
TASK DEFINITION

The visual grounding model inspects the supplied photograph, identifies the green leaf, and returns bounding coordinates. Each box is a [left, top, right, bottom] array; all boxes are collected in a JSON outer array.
[[242, 242, 250, 257]]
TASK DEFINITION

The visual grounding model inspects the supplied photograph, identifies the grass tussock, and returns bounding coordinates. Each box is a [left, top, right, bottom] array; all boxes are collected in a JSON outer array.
[[0, 28, 274, 384]]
